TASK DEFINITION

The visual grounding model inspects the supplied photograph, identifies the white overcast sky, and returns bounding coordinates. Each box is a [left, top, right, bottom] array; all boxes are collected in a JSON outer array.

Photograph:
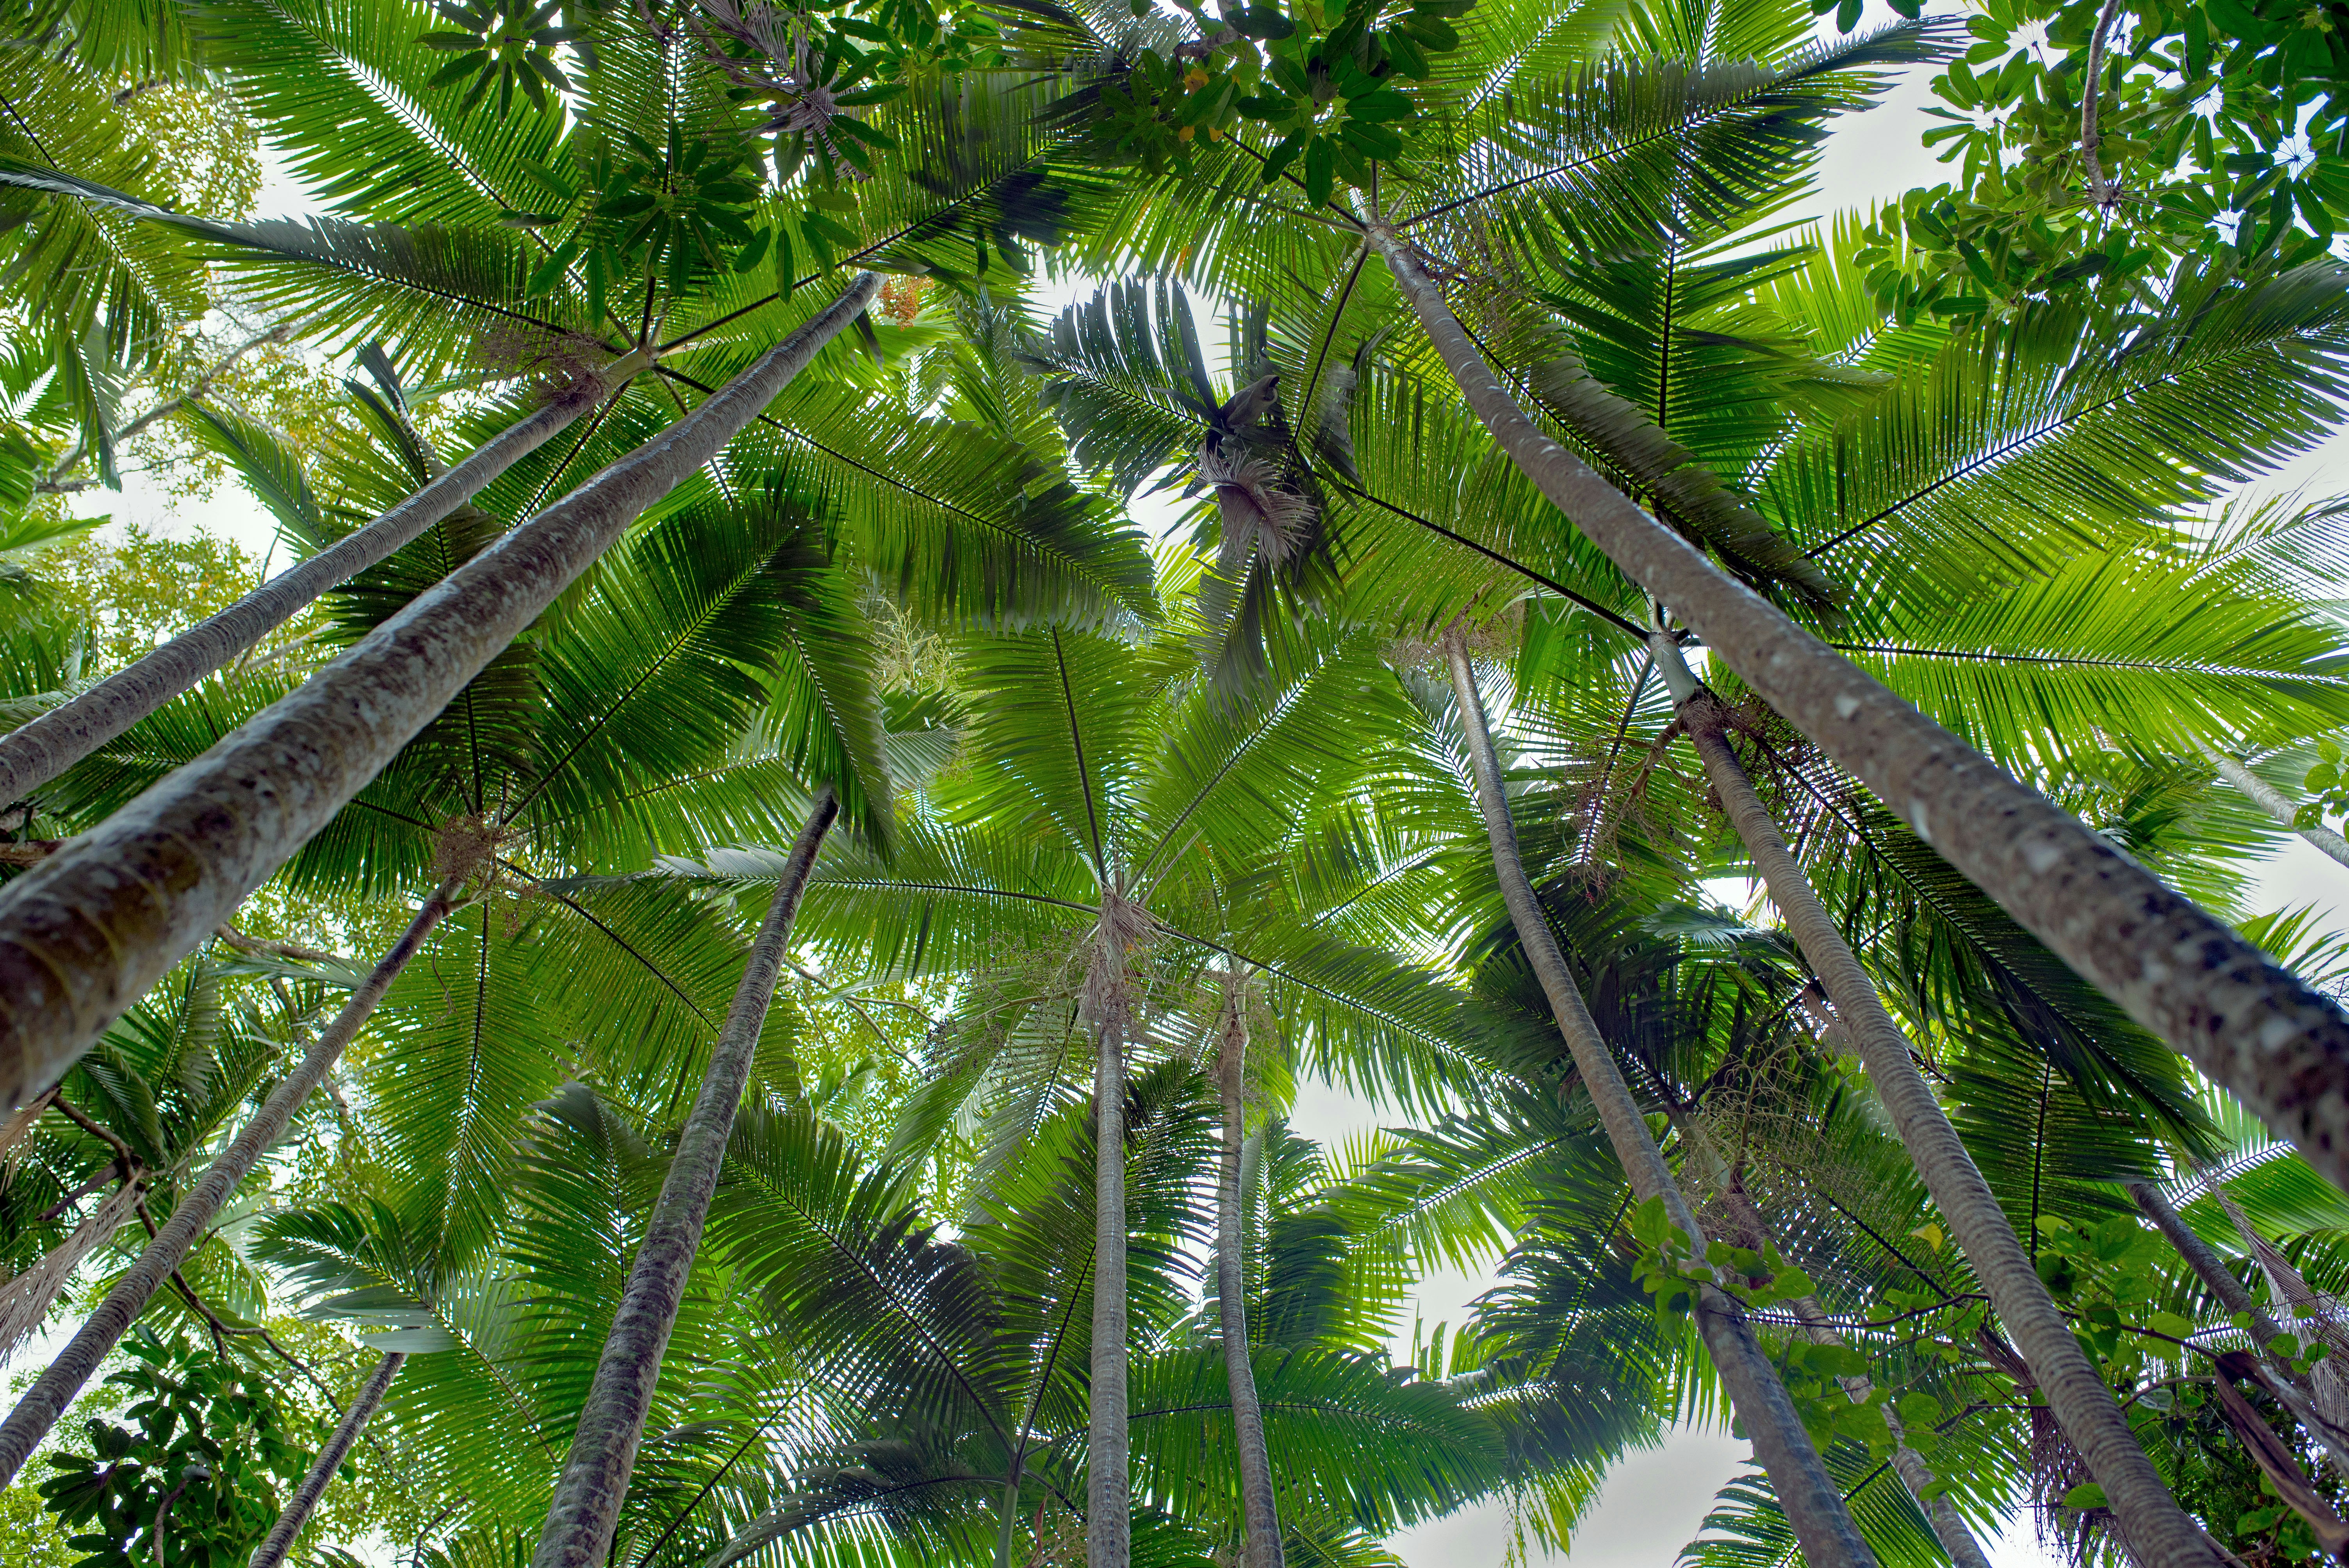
[[69, 2, 2349, 1562]]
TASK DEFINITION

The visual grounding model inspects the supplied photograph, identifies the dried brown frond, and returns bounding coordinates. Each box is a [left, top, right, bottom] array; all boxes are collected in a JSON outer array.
[[470, 324, 615, 403], [432, 812, 506, 885], [1197, 443, 1311, 569]]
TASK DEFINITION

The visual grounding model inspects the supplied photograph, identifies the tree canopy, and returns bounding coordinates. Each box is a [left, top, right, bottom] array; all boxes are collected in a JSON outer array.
[[4, 1, 2349, 1566]]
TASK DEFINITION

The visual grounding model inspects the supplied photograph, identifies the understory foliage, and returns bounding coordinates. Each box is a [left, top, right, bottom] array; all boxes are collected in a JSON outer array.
[[3, 0, 2349, 1566]]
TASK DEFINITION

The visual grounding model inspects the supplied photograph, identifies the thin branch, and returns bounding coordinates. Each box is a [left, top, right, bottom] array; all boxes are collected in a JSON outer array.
[[2080, 0, 2129, 212], [214, 926, 343, 966]]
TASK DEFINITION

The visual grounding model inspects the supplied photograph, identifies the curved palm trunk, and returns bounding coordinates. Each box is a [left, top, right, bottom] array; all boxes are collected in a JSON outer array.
[[1089, 1012, 1131, 1568], [1654, 639, 2223, 1568], [247, 1349, 405, 1568], [1670, 1113, 1992, 1568], [531, 789, 838, 1568], [1364, 220, 2349, 1202], [2200, 745, 2349, 872], [0, 380, 627, 809], [1440, 629, 1877, 1568], [0, 274, 879, 1116], [0, 876, 463, 1486], [2128, 1180, 2349, 1478], [1215, 976, 1281, 1568]]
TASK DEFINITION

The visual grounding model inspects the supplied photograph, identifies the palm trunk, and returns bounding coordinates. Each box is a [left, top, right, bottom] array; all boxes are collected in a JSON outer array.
[[2200, 745, 2349, 872], [0, 876, 463, 1486], [2128, 1180, 2349, 1478], [1364, 218, 2349, 1201], [1088, 1011, 1131, 1568], [1215, 976, 1281, 1568], [1672, 1114, 1993, 1568], [247, 1350, 405, 1568], [0, 379, 627, 809], [1439, 629, 1877, 1568], [0, 274, 878, 1116], [532, 789, 838, 1568], [1654, 637, 2224, 1568]]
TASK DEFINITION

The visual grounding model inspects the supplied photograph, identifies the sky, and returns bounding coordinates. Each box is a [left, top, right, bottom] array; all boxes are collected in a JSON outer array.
[[54, 4, 2349, 1563]]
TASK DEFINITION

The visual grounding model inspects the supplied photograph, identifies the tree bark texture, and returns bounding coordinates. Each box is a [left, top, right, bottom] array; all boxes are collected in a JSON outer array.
[[1664, 661, 2224, 1568], [0, 876, 463, 1486], [2203, 747, 2349, 872], [1675, 1115, 1992, 1568], [2128, 1180, 2349, 1478], [530, 790, 838, 1568], [246, 1350, 405, 1568], [1216, 978, 1283, 1568], [1367, 220, 2349, 1203], [1089, 1012, 1131, 1568], [0, 385, 612, 809], [0, 275, 877, 1116], [1440, 629, 1878, 1568]]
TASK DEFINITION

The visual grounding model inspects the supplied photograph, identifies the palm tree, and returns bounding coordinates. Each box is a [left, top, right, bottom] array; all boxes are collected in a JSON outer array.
[[1454, 188, 2349, 1556], [0, 273, 879, 1122], [1046, 0, 2349, 1232], [247, 1349, 406, 1568], [680, 614, 1517, 1563], [1053, 32, 2349, 1538], [1020, 271, 1873, 1559], [1650, 624, 2205, 1563], [2201, 745, 2349, 871], [0, 360, 622, 810], [0, 356, 1082, 1474], [0, 957, 276, 1355], [1209, 969, 1281, 1568], [0, 0, 1155, 1114], [1440, 625, 1877, 1567], [0, 297, 897, 1483], [532, 786, 845, 1568]]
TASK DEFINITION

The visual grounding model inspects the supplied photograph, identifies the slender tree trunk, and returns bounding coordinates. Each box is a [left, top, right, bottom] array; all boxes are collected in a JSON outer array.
[[1089, 1011, 1130, 1568], [1439, 628, 1878, 1568], [2208, 1370, 2349, 1558], [0, 876, 464, 1486], [1364, 218, 2349, 1201], [1672, 1114, 1993, 1568], [1215, 976, 1281, 1568], [992, 1469, 1026, 1568], [2128, 1180, 2349, 1478], [0, 378, 629, 809], [532, 790, 838, 1568], [2200, 745, 2349, 872], [1652, 636, 2225, 1568], [247, 1350, 405, 1568], [0, 274, 879, 1116]]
